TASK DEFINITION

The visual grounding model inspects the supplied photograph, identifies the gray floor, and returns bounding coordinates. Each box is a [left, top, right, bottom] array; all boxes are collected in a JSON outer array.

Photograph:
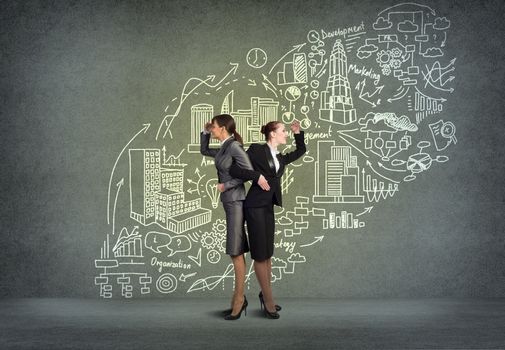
[[1, 298, 504, 349]]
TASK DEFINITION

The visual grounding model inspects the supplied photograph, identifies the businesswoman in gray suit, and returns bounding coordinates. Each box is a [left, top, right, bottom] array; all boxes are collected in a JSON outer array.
[[230, 120, 305, 319], [200, 114, 269, 320]]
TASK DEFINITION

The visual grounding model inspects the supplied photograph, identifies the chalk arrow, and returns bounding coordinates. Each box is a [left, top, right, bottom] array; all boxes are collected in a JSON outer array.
[[378, 162, 406, 172], [387, 86, 409, 103], [156, 64, 236, 140], [366, 160, 400, 184], [300, 236, 324, 248], [112, 178, 124, 235], [356, 206, 374, 217], [205, 63, 239, 89], [107, 123, 150, 224], [188, 248, 202, 267], [441, 32, 447, 47], [179, 272, 197, 282], [262, 82, 278, 97], [262, 74, 277, 90], [269, 43, 306, 75]]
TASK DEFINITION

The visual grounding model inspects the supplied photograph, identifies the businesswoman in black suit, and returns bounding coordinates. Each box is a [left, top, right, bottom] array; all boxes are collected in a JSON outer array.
[[230, 120, 305, 319], [200, 114, 270, 320]]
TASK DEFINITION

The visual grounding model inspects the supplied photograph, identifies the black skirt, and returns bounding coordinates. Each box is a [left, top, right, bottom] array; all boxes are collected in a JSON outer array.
[[244, 205, 275, 261]]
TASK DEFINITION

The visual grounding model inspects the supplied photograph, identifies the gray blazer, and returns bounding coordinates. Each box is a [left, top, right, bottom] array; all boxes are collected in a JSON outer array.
[[200, 132, 254, 203]]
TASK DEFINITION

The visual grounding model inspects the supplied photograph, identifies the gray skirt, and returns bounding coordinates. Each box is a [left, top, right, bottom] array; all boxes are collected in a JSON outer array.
[[222, 200, 249, 256]]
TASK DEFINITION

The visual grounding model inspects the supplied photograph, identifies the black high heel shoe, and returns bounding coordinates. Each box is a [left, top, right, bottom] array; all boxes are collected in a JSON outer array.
[[222, 294, 250, 316], [259, 295, 280, 319], [224, 295, 248, 321], [263, 307, 280, 319], [259, 291, 282, 312], [221, 308, 232, 316]]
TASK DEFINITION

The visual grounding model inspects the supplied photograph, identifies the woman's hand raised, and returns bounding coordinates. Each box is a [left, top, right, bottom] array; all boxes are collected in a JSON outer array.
[[290, 120, 301, 134]]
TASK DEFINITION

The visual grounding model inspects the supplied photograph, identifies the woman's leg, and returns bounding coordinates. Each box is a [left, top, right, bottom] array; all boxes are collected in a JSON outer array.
[[267, 258, 272, 289], [230, 254, 246, 314], [254, 258, 276, 312], [223, 200, 248, 314]]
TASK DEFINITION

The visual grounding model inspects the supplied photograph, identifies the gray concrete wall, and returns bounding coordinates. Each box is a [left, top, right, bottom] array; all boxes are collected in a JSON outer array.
[[1, 0, 504, 298]]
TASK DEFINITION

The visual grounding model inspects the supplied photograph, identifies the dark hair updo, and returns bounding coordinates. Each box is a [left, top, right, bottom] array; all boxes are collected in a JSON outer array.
[[212, 114, 243, 145], [260, 121, 282, 141]]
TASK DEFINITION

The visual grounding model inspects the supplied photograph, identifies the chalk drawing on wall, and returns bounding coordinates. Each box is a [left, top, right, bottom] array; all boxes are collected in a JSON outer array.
[[313, 141, 365, 204], [429, 119, 457, 151], [319, 39, 357, 125], [95, 2, 458, 298], [247, 48, 268, 69], [129, 148, 212, 232]]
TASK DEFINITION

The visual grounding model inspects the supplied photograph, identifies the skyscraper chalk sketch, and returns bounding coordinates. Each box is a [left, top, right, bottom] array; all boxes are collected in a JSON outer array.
[[95, 2, 457, 297]]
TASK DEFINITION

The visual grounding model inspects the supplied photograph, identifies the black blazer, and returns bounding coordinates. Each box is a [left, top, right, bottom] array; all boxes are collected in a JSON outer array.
[[229, 131, 305, 208]]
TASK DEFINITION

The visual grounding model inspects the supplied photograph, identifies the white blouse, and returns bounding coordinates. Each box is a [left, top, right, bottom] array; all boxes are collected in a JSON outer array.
[[268, 144, 280, 173]]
